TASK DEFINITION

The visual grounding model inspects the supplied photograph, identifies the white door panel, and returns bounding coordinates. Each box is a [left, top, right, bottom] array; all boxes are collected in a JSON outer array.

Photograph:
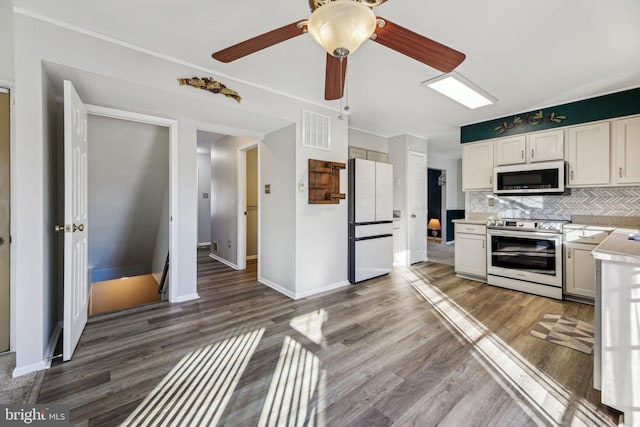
[[408, 151, 427, 264], [354, 159, 375, 223], [355, 223, 393, 238], [355, 237, 392, 282], [63, 80, 89, 361], [375, 162, 393, 222]]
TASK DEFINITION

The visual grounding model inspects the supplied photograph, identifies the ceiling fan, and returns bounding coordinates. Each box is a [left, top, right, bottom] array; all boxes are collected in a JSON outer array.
[[212, 0, 466, 101]]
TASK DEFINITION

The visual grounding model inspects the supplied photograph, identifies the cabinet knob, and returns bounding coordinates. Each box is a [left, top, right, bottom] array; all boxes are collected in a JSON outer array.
[[531, 148, 535, 158], [619, 167, 623, 178], [521, 150, 524, 159], [570, 170, 574, 181], [567, 248, 572, 259]]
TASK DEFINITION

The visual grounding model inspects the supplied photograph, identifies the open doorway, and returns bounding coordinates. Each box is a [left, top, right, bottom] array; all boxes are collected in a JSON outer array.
[[427, 168, 446, 243], [86, 115, 169, 316], [245, 147, 258, 262]]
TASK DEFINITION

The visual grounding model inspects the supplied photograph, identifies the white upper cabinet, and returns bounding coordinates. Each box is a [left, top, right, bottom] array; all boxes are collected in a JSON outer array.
[[615, 116, 640, 184], [526, 129, 565, 162], [567, 122, 610, 186], [462, 141, 494, 191], [494, 135, 526, 165], [494, 129, 564, 166]]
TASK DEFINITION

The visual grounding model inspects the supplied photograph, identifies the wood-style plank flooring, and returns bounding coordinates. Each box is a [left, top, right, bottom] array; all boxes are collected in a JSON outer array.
[[37, 250, 620, 426]]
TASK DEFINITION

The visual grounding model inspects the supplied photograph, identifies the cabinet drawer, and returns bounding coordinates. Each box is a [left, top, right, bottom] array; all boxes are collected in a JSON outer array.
[[455, 223, 486, 235]]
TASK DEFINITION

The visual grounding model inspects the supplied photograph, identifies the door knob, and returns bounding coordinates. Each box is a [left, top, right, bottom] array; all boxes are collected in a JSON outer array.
[[55, 225, 69, 232], [73, 223, 85, 232]]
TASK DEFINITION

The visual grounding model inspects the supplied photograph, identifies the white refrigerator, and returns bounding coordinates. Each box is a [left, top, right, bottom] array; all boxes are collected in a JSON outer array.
[[348, 158, 394, 283]]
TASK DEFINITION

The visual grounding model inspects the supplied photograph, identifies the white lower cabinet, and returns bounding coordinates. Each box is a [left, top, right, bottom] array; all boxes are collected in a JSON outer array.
[[454, 223, 487, 281], [564, 243, 596, 300]]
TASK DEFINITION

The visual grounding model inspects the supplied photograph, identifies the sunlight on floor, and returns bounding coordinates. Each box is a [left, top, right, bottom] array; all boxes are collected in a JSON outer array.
[[401, 268, 616, 427], [121, 328, 264, 426], [289, 309, 328, 346], [258, 335, 326, 427]]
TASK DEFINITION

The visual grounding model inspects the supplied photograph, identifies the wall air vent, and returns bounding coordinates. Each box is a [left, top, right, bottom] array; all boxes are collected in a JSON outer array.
[[302, 110, 330, 150]]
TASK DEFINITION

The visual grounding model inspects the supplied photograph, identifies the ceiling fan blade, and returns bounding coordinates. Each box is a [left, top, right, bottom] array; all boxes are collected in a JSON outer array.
[[373, 17, 465, 73], [212, 21, 306, 63], [325, 54, 347, 100]]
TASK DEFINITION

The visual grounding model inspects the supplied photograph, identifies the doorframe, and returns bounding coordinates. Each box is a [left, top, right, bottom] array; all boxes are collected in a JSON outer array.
[[236, 141, 260, 273], [427, 167, 447, 242], [1, 82, 15, 352], [85, 104, 180, 302]]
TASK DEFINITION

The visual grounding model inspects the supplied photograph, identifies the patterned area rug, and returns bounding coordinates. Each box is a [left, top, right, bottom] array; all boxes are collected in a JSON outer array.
[[529, 314, 594, 354]]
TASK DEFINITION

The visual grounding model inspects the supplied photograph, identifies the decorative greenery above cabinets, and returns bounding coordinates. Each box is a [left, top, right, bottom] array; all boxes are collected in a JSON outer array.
[[461, 87, 640, 143]]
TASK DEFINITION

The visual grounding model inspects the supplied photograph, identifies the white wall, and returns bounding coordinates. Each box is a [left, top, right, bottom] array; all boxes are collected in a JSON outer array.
[[295, 110, 349, 296], [260, 125, 296, 294], [0, 0, 13, 82], [151, 186, 169, 286], [197, 146, 211, 245], [210, 135, 257, 267], [87, 115, 170, 281], [348, 128, 388, 153]]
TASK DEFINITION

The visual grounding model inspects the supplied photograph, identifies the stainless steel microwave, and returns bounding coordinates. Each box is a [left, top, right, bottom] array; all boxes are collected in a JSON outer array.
[[493, 160, 566, 194]]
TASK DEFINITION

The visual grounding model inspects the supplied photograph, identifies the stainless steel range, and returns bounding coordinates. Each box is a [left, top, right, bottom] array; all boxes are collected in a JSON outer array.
[[486, 219, 567, 300]]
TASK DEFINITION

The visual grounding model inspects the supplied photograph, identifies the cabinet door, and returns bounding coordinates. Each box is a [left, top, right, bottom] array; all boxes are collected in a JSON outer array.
[[375, 162, 393, 222], [348, 146, 367, 159], [615, 117, 640, 184], [494, 135, 526, 166], [354, 159, 376, 223], [567, 122, 610, 186], [454, 233, 486, 278], [564, 244, 596, 299], [527, 129, 564, 162], [462, 141, 494, 191]]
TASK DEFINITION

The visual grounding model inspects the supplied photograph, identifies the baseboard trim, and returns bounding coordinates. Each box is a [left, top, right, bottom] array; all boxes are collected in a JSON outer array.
[[209, 253, 239, 270], [171, 293, 200, 303], [295, 281, 351, 299], [13, 359, 48, 378], [258, 276, 296, 300]]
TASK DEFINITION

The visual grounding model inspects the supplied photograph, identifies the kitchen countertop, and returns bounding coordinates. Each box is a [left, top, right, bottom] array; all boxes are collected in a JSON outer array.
[[592, 228, 640, 264]]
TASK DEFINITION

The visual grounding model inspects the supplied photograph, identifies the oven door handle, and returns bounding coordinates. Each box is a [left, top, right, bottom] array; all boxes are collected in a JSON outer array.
[[487, 230, 561, 241]]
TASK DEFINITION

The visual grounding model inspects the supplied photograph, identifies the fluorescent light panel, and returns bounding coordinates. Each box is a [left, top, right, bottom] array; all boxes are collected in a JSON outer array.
[[422, 72, 496, 109]]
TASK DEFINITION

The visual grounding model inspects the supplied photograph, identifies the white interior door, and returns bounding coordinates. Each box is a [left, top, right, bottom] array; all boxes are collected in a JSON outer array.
[[408, 151, 427, 264], [63, 80, 89, 361]]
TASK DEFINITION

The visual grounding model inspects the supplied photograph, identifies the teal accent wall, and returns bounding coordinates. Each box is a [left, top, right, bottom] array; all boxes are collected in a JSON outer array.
[[461, 87, 640, 143]]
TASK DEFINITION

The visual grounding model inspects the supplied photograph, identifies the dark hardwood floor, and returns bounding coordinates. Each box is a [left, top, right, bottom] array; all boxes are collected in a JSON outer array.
[[37, 249, 620, 426]]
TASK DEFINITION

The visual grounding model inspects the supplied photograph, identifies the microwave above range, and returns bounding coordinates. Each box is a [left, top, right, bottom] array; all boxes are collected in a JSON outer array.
[[493, 160, 566, 195]]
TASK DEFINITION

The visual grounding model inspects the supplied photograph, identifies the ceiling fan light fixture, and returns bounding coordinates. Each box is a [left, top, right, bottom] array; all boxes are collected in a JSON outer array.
[[422, 72, 496, 109], [307, 0, 377, 58]]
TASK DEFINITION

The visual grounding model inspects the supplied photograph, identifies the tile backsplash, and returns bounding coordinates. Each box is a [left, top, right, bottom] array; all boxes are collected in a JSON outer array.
[[466, 186, 640, 220]]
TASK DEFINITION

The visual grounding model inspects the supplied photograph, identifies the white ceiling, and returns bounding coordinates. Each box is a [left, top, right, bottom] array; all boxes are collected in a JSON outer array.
[[14, 0, 640, 156]]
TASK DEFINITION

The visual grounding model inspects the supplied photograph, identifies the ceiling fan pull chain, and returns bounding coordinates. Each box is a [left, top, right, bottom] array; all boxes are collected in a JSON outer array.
[[339, 56, 344, 120]]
